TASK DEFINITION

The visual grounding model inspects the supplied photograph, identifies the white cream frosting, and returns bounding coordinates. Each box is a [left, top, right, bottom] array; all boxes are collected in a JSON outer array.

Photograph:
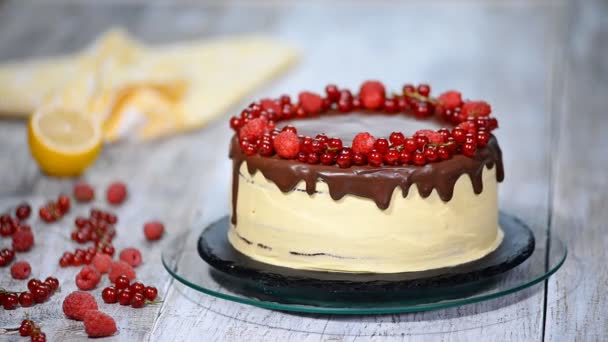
[[229, 162, 503, 273]]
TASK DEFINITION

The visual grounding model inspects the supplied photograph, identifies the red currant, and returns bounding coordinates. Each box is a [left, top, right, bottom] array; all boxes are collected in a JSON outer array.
[[131, 292, 146, 308], [404, 138, 417, 152], [130, 282, 145, 294], [320, 152, 336, 166], [102, 286, 118, 304], [451, 127, 467, 143], [57, 195, 70, 214], [15, 203, 31, 220], [373, 139, 389, 154], [413, 151, 427, 166], [384, 149, 400, 165], [115, 275, 131, 290], [3, 293, 18, 309], [389, 132, 405, 147], [424, 146, 438, 162], [352, 152, 366, 166], [118, 288, 133, 306], [325, 84, 340, 101], [336, 154, 352, 168], [463, 143, 477, 157], [306, 152, 320, 164], [144, 286, 158, 301], [368, 152, 383, 167], [44, 277, 59, 292], [417, 84, 431, 97], [19, 319, 33, 336], [398, 151, 412, 164], [19, 291, 35, 307]]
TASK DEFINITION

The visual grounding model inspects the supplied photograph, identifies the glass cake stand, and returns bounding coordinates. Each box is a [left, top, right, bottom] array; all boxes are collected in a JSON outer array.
[[161, 215, 566, 314]]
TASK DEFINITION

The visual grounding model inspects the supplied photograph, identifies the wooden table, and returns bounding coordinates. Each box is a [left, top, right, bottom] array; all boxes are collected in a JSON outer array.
[[0, 1, 606, 341]]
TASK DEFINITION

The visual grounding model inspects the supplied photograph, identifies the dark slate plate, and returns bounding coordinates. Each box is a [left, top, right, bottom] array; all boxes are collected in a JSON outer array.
[[198, 213, 534, 300]]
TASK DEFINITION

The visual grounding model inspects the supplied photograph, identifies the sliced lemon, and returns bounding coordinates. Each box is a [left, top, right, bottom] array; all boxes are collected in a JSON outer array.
[[28, 107, 102, 177]]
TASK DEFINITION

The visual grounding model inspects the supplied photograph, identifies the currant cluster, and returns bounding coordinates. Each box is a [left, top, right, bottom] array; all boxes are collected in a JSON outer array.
[[70, 208, 117, 244], [101, 275, 158, 308], [0, 277, 59, 310], [19, 319, 46, 342], [229, 81, 499, 167], [0, 248, 15, 267], [39, 194, 70, 223], [1, 203, 31, 237], [59, 244, 114, 267]]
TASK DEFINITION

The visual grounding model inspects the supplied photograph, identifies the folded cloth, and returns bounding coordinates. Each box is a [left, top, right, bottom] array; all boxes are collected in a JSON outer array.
[[0, 28, 298, 141]]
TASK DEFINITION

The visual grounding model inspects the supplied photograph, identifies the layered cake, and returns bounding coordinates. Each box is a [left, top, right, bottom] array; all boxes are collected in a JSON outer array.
[[227, 81, 504, 273]]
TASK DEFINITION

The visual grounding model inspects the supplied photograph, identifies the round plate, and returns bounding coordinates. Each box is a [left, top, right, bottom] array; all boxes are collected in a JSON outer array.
[[162, 213, 566, 314]]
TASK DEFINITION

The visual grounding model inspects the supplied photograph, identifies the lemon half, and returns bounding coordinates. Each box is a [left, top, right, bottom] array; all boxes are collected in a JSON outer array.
[[28, 107, 102, 177]]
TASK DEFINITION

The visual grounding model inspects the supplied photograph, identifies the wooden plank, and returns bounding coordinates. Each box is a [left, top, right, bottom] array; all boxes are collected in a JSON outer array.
[[544, 0, 608, 340]]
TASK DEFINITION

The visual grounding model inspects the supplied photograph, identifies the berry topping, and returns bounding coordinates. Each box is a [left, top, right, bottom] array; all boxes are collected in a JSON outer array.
[[359, 81, 386, 109], [73, 182, 95, 202], [144, 221, 165, 241], [238, 117, 269, 141], [437, 90, 462, 109], [119, 247, 143, 268], [108, 261, 136, 283], [83, 310, 117, 337], [10, 260, 31, 279], [75, 265, 101, 290], [461, 101, 492, 117], [62, 291, 98, 321], [415, 129, 444, 144], [298, 92, 323, 114], [352, 132, 376, 155], [106, 181, 128, 205], [273, 131, 300, 159]]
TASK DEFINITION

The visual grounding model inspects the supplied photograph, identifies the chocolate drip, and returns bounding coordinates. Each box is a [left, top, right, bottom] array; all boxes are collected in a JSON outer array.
[[230, 136, 504, 225]]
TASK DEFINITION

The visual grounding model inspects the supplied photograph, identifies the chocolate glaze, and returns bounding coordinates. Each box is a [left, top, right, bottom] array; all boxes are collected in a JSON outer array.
[[230, 136, 503, 225]]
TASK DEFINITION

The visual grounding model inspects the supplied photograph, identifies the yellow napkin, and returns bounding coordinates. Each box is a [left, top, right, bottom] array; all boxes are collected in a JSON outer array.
[[0, 29, 298, 141]]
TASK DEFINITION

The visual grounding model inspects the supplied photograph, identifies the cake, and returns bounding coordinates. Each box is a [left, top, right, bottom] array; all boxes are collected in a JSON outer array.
[[227, 81, 504, 274]]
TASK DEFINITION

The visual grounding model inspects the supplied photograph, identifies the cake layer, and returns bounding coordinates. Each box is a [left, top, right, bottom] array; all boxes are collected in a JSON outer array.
[[229, 163, 503, 273]]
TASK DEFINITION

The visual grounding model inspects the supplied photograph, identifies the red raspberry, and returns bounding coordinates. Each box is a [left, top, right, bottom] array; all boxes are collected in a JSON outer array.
[[298, 92, 323, 114], [260, 98, 281, 114], [144, 221, 164, 241], [359, 81, 386, 110], [461, 101, 492, 117], [62, 291, 98, 321], [12, 229, 34, 252], [92, 254, 112, 274], [119, 247, 143, 267], [415, 130, 444, 144], [238, 117, 269, 141], [108, 260, 136, 283], [273, 131, 300, 159], [437, 91, 463, 109], [106, 182, 128, 205], [73, 182, 95, 202], [351, 132, 376, 155], [83, 310, 117, 338], [75, 265, 101, 291], [457, 121, 477, 134], [10, 261, 31, 279]]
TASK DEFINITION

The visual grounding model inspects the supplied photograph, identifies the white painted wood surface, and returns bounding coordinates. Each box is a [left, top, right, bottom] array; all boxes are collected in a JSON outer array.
[[0, 1, 604, 341]]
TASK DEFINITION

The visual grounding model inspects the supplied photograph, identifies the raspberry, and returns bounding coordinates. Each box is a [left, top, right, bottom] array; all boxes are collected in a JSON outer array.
[[260, 98, 281, 114], [437, 91, 462, 109], [106, 182, 128, 205], [352, 132, 376, 155], [456, 122, 477, 134], [108, 260, 136, 283], [273, 131, 300, 159], [62, 291, 98, 321], [83, 310, 117, 338], [12, 229, 34, 252], [415, 129, 444, 144], [359, 81, 386, 110], [73, 182, 94, 202], [298, 92, 323, 114], [92, 253, 112, 274], [238, 117, 269, 141], [119, 247, 143, 267], [10, 261, 31, 279], [144, 221, 164, 241], [75, 265, 101, 290], [461, 101, 491, 117]]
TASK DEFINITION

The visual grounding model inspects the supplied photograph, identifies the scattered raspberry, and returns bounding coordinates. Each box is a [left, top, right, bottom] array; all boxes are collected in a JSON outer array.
[[298, 92, 323, 114], [260, 98, 281, 114], [238, 117, 269, 141], [359, 81, 386, 110], [144, 221, 164, 241], [461, 101, 492, 117], [108, 260, 136, 283], [119, 247, 143, 267], [457, 121, 477, 134], [352, 132, 376, 155], [106, 182, 128, 205], [10, 260, 31, 279], [12, 229, 34, 252], [73, 182, 94, 202], [75, 265, 101, 290], [62, 291, 98, 321], [83, 310, 117, 338], [92, 254, 113, 274], [273, 131, 300, 159], [437, 91, 462, 109], [415, 129, 444, 144]]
